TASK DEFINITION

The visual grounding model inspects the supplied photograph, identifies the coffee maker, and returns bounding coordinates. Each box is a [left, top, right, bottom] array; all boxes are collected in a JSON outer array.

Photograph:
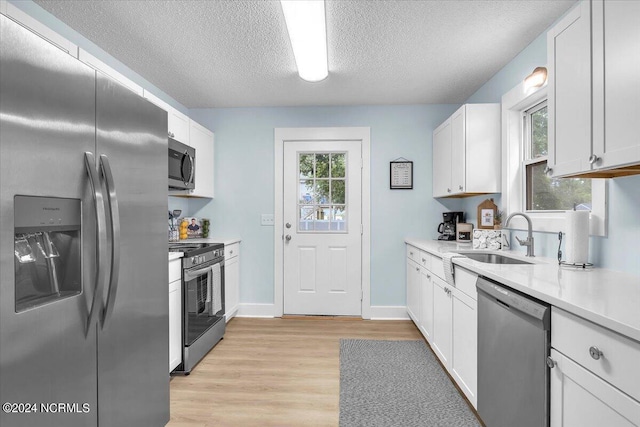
[[437, 211, 465, 241]]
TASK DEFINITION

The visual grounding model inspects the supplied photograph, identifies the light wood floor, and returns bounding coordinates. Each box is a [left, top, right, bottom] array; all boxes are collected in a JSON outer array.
[[167, 317, 422, 427]]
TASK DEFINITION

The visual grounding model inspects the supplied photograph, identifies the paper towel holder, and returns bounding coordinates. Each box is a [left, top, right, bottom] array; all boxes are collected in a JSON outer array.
[[557, 231, 593, 268]]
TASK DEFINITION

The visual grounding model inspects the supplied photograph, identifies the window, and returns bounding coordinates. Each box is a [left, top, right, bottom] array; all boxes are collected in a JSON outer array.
[[523, 101, 592, 211], [298, 152, 347, 232], [502, 80, 606, 236]]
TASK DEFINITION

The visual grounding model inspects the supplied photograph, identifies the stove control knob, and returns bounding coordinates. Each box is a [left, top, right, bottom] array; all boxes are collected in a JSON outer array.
[[191, 257, 197, 265], [199, 256, 205, 263]]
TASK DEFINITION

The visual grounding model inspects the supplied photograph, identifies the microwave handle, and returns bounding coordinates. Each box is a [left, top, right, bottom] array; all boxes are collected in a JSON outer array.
[[184, 265, 212, 282], [187, 152, 194, 185]]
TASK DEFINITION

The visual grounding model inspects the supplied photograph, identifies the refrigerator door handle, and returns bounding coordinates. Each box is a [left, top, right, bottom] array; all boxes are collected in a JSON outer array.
[[84, 152, 108, 336], [99, 154, 121, 327]]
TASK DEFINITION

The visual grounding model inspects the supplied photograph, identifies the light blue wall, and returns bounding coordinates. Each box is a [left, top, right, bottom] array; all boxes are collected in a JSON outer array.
[[189, 106, 462, 305], [461, 27, 640, 276]]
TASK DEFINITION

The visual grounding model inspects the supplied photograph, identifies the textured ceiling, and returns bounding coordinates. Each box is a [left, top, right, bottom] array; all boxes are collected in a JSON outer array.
[[34, 0, 576, 108]]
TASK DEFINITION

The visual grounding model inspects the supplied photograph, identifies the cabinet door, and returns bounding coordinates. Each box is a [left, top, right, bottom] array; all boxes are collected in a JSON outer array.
[[548, 1, 592, 177], [225, 255, 239, 321], [189, 120, 215, 198], [431, 276, 452, 368], [433, 119, 452, 197], [451, 288, 478, 408], [450, 106, 466, 195], [592, 0, 640, 170], [406, 259, 421, 325], [168, 280, 182, 372], [419, 268, 434, 343], [550, 349, 640, 427], [170, 110, 190, 144]]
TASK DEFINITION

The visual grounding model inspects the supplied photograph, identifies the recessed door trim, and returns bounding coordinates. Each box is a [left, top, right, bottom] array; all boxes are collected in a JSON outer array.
[[274, 127, 371, 319]]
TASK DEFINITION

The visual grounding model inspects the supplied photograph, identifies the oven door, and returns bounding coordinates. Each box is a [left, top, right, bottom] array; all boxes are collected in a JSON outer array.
[[182, 261, 223, 347]]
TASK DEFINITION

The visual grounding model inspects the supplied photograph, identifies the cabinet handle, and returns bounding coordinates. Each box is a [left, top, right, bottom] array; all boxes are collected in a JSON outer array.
[[458, 185, 463, 191], [543, 166, 553, 176], [409, 251, 414, 256], [447, 188, 452, 193], [421, 258, 426, 262], [546, 356, 557, 368], [416, 267, 419, 272], [588, 154, 599, 165], [589, 346, 604, 360], [230, 250, 233, 255], [426, 274, 431, 279]]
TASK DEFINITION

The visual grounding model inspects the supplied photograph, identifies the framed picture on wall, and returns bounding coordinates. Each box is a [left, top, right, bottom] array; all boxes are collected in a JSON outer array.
[[390, 159, 413, 189], [477, 198, 498, 229]]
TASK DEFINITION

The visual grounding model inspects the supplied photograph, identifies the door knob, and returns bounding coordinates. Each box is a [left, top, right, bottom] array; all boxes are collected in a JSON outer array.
[[589, 346, 603, 360], [285, 235, 292, 242], [285, 222, 291, 229]]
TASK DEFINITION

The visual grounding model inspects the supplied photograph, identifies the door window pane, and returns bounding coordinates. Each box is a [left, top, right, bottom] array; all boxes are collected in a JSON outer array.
[[331, 153, 345, 178], [297, 152, 348, 233], [331, 180, 345, 204]]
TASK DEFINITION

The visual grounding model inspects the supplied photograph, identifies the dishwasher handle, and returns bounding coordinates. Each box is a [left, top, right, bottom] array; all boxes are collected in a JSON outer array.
[[476, 277, 550, 328]]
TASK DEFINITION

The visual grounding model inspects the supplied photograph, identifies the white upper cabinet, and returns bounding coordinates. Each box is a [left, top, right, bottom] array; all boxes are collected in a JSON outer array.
[[432, 104, 501, 198], [78, 49, 143, 96], [188, 119, 215, 199], [1, 1, 78, 57], [548, 0, 640, 178], [142, 89, 190, 143]]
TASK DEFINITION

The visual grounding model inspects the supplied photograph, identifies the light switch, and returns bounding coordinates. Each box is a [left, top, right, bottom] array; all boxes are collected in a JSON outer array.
[[261, 214, 274, 226]]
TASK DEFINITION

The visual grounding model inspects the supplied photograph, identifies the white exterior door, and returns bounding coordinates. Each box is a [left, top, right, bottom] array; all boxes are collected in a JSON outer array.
[[283, 140, 362, 316]]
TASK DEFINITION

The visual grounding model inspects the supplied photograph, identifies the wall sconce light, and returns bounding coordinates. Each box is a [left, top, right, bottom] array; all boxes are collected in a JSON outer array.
[[281, 0, 328, 82], [524, 67, 548, 90]]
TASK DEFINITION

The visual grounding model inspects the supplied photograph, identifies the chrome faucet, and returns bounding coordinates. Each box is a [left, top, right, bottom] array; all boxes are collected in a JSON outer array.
[[504, 212, 535, 257]]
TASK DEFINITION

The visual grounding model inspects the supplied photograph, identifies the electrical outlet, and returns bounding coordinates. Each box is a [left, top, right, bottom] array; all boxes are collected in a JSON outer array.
[[261, 214, 274, 226]]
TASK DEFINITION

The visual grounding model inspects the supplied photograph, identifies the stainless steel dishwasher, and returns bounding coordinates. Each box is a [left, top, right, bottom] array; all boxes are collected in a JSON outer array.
[[476, 276, 551, 427]]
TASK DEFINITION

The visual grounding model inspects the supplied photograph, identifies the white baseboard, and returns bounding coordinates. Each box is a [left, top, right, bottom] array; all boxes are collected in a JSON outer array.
[[235, 303, 408, 320], [237, 303, 276, 318], [369, 306, 410, 320]]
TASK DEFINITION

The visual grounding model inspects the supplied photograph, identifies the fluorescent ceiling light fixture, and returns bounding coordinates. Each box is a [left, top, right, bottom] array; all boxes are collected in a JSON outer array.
[[281, 0, 328, 82]]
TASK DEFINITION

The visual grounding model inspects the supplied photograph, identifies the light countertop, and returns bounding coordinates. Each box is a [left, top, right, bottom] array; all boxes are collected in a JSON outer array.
[[406, 238, 640, 343], [168, 252, 183, 261]]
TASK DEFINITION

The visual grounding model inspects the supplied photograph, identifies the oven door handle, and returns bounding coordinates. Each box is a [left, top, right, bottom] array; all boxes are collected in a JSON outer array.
[[184, 265, 212, 282]]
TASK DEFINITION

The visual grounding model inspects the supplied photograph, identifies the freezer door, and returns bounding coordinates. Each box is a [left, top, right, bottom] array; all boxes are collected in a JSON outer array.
[[95, 73, 169, 427], [0, 15, 98, 427]]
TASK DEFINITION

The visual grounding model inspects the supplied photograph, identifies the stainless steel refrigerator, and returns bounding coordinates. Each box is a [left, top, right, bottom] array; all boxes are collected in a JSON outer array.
[[0, 15, 169, 427]]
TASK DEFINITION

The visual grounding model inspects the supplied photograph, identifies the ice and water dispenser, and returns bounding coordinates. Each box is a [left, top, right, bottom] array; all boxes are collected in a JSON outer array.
[[14, 196, 81, 312]]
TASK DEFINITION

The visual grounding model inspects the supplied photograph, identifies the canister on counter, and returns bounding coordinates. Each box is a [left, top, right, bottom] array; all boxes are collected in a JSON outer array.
[[457, 223, 473, 243]]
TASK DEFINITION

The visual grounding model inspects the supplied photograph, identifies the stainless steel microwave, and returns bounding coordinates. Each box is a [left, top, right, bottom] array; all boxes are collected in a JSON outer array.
[[168, 137, 195, 190]]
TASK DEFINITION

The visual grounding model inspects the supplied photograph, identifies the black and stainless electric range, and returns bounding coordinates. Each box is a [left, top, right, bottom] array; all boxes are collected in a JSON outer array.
[[169, 242, 225, 374]]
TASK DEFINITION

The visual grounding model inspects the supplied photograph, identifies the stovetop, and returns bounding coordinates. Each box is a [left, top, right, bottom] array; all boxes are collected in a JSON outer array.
[[169, 242, 224, 257]]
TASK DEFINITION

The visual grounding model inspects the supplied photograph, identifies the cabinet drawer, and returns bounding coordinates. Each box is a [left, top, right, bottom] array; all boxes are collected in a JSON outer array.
[[552, 308, 640, 401], [406, 245, 420, 263], [418, 251, 431, 270], [226, 242, 240, 260], [430, 254, 445, 280], [169, 259, 181, 283], [453, 267, 477, 300]]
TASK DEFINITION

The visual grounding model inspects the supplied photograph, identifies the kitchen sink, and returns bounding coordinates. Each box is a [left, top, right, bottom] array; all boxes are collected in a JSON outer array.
[[459, 252, 533, 265]]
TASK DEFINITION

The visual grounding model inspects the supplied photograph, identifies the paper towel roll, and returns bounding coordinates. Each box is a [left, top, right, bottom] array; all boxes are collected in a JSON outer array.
[[565, 210, 590, 264]]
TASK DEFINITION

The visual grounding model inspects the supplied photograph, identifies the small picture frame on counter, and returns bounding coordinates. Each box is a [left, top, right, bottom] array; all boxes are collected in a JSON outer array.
[[477, 198, 498, 230]]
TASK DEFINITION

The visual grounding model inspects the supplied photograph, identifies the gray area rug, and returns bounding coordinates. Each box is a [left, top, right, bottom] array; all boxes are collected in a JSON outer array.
[[339, 339, 481, 427]]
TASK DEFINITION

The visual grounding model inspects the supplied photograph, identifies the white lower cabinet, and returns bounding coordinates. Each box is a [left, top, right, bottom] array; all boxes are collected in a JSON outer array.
[[419, 267, 434, 343], [224, 242, 240, 321], [451, 279, 478, 407], [406, 258, 421, 325], [405, 244, 478, 409], [550, 308, 640, 426], [168, 258, 182, 372], [431, 275, 453, 367], [550, 349, 640, 426]]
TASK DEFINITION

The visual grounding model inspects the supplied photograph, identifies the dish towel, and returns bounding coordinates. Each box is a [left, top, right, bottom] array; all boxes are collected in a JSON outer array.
[[211, 262, 222, 314], [441, 253, 467, 287]]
